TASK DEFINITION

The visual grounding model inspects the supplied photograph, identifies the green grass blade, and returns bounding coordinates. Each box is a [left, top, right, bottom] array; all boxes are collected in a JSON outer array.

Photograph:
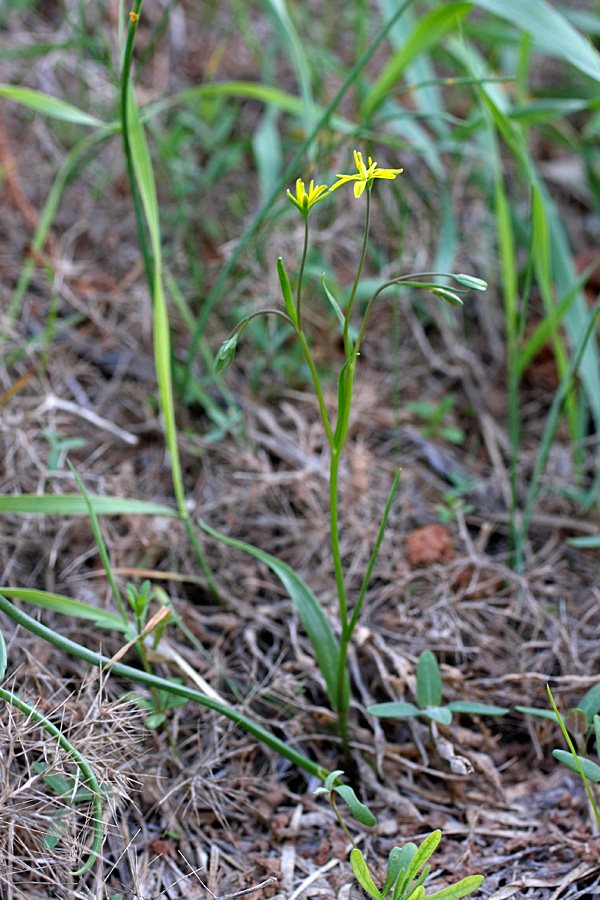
[[471, 0, 600, 83], [361, 3, 472, 119], [0, 494, 177, 516], [0, 593, 328, 781], [0, 84, 109, 128], [197, 518, 345, 711], [0, 588, 130, 634]]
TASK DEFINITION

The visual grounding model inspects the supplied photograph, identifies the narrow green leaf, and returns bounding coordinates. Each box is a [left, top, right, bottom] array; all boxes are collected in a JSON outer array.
[[321, 769, 345, 792], [515, 706, 559, 722], [333, 354, 359, 447], [278, 258, 298, 325], [145, 713, 166, 729], [446, 701, 510, 716], [471, 0, 600, 83], [566, 535, 600, 549], [417, 651, 443, 708], [406, 831, 441, 884], [552, 750, 600, 782], [334, 785, 376, 826], [322, 275, 346, 328], [0, 588, 130, 634], [0, 494, 177, 517], [0, 84, 107, 128], [350, 849, 385, 900], [0, 627, 5, 683], [407, 888, 425, 900], [367, 701, 421, 719], [197, 519, 346, 711], [595, 716, 600, 761], [424, 875, 484, 900], [361, 4, 472, 118]]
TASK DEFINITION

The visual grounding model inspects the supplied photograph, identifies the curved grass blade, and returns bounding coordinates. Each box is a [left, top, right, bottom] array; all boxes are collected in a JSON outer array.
[[0, 593, 328, 781], [0, 494, 177, 517], [197, 519, 345, 711], [0, 84, 108, 128]]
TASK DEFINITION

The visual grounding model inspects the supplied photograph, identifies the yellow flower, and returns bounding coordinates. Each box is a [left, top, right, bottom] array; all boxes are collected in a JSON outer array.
[[331, 150, 403, 198], [287, 178, 330, 216]]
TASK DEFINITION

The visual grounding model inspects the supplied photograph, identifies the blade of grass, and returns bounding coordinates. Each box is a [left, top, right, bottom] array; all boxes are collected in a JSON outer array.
[[0, 494, 177, 516], [0, 592, 329, 780]]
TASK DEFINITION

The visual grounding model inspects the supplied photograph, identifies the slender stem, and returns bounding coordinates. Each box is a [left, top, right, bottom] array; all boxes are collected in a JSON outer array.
[[296, 329, 334, 446], [296, 217, 310, 330], [343, 190, 371, 358]]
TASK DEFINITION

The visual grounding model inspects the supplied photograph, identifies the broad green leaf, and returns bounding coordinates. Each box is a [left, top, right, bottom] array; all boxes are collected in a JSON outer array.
[[322, 275, 346, 328], [578, 682, 600, 723], [446, 701, 510, 716], [417, 651, 443, 708], [144, 713, 166, 729], [321, 769, 345, 792], [350, 849, 385, 900], [0, 588, 130, 634], [278, 258, 298, 325], [422, 706, 453, 726], [552, 750, 600, 782], [383, 846, 416, 897], [0, 84, 107, 128], [197, 519, 346, 711], [424, 875, 485, 900], [367, 701, 421, 719], [334, 784, 376, 826], [0, 494, 177, 517]]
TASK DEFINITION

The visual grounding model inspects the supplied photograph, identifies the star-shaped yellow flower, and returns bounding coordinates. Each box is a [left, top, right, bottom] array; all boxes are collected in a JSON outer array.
[[331, 150, 403, 198], [287, 178, 330, 216]]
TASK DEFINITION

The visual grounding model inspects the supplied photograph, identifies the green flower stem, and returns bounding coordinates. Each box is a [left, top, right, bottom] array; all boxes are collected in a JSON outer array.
[[296, 329, 334, 447], [296, 217, 310, 330], [0, 594, 328, 781], [120, 1, 152, 292], [0, 686, 102, 877], [343, 189, 371, 358]]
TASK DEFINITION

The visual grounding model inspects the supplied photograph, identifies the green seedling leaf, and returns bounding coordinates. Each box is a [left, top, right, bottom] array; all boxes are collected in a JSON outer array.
[[424, 875, 484, 900], [350, 849, 385, 900], [430, 288, 464, 307], [383, 846, 416, 897], [453, 274, 487, 291], [322, 275, 346, 328], [407, 888, 425, 900], [406, 831, 441, 884], [320, 769, 345, 792], [446, 701, 510, 716], [579, 682, 600, 724], [214, 333, 241, 374], [0, 494, 177, 517], [422, 706, 453, 726], [417, 651, 443, 708], [277, 257, 298, 325], [0, 84, 107, 128], [0, 627, 6, 683], [567, 535, 600, 548], [367, 701, 422, 719], [515, 706, 559, 723], [144, 712, 166, 729], [334, 784, 376, 826], [552, 750, 600, 782], [198, 519, 347, 711]]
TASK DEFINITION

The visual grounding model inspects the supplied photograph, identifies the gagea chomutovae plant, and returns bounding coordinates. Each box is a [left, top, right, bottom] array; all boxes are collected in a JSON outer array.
[[209, 149, 488, 761]]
